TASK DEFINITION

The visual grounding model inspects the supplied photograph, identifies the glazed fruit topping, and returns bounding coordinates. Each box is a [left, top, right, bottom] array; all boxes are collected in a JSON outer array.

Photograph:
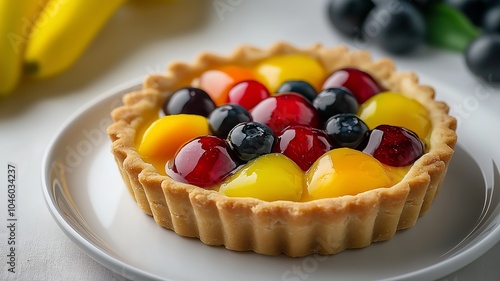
[[227, 122, 275, 162], [227, 80, 271, 111], [219, 153, 304, 202], [274, 125, 333, 171], [276, 80, 318, 102], [138, 114, 209, 165], [208, 104, 252, 138], [163, 87, 216, 117], [198, 66, 257, 106], [324, 113, 369, 149], [358, 91, 431, 138], [166, 136, 240, 188], [306, 148, 392, 200], [322, 68, 384, 104], [250, 93, 321, 135], [312, 87, 359, 122], [362, 125, 425, 167], [137, 60, 431, 201], [255, 54, 326, 92]]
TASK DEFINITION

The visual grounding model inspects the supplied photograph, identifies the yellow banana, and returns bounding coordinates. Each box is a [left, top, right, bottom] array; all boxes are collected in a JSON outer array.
[[0, 0, 47, 96], [24, 0, 126, 79]]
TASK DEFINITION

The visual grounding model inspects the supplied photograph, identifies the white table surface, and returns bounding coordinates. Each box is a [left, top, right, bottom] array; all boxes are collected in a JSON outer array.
[[1, 0, 499, 280]]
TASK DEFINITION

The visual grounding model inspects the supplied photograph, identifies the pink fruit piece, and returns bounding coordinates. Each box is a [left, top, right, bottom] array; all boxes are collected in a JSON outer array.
[[166, 136, 240, 187], [322, 68, 384, 104], [274, 125, 333, 171], [250, 93, 320, 135], [362, 125, 425, 167]]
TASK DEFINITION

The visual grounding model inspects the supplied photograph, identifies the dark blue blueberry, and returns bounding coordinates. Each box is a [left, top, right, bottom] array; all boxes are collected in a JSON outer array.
[[324, 113, 369, 149], [327, 0, 375, 38], [445, 0, 488, 26], [483, 4, 500, 33], [312, 87, 358, 123], [466, 34, 500, 84], [208, 104, 252, 138], [363, 0, 426, 54], [276, 80, 317, 102], [401, 0, 441, 11], [227, 122, 275, 162], [163, 87, 216, 117]]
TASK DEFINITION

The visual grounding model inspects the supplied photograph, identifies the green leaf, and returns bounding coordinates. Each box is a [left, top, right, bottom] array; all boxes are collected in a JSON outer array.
[[425, 3, 481, 52]]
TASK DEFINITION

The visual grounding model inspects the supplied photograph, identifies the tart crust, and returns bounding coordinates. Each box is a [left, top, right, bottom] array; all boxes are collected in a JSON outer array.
[[107, 42, 457, 257]]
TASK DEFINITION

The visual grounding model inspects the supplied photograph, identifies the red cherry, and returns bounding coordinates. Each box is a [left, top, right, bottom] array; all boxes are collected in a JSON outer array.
[[362, 125, 424, 167], [227, 80, 271, 111], [322, 68, 384, 104], [250, 93, 321, 135], [274, 125, 333, 171], [166, 136, 240, 187]]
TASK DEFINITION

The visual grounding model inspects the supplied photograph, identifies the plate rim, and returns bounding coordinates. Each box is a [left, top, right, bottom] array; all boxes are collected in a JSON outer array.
[[41, 78, 500, 281], [41, 76, 168, 281]]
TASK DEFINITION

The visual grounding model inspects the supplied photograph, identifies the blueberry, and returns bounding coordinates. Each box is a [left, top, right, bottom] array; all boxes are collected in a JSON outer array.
[[324, 113, 369, 149], [276, 80, 317, 102], [445, 0, 488, 26], [327, 0, 375, 38], [208, 104, 252, 138], [465, 34, 500, 84], [363, 0, 426, 54], [163, 87, 216, 117], [227, 122, 275, 162], [312, 87, 358, 123], [483, 4, 500, 33], [401, 0, 441, 11]]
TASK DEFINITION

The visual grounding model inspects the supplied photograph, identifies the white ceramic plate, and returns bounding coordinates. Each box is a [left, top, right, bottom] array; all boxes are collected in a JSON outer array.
[[42, 78, 500, 281]]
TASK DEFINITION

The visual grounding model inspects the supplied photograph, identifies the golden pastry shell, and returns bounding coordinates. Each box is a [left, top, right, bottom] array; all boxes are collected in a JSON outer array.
[[107, 42, 457, 257]]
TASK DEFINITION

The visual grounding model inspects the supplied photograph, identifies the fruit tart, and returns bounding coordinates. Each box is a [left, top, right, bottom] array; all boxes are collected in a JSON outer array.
[[107, 42, 457, 257]]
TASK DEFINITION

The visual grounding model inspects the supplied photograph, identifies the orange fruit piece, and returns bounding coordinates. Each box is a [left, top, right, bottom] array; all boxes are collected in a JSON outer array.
[[137, 114, 209, 173], [198, 66, 256, 106]]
